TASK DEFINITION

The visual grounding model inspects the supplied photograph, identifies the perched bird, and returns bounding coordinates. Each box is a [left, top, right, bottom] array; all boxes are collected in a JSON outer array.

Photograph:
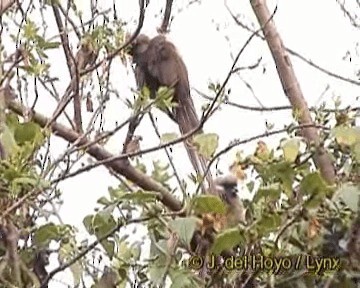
[[214, 174, 245, 228], [124, 135, 143, 158], [128, 34, 214, 191], [189, 175, 247, 285], [190, 175, 245, 254]]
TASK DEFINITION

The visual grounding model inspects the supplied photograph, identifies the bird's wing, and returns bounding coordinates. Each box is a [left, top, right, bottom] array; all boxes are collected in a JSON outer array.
[[134, 65, 146, 88], [144, 36, 179, 87], [146, 37, 201, 130]]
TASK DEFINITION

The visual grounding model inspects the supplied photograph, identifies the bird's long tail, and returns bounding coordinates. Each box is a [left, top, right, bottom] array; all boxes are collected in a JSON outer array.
[[184, 138, 214, 191], [174, 95, 215, 193]]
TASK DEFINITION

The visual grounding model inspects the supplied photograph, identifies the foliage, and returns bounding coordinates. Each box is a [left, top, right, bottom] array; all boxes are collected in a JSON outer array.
[[0, 1, 359, 288]]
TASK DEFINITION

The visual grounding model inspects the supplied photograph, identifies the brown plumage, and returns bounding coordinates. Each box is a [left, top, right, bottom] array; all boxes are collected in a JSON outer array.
[[129, 34, 214, 190]]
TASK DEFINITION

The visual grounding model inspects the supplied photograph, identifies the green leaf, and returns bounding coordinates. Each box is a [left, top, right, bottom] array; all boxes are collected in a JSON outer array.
[[304, 194, 325, 209], [333, 183, 360, 212], [148, 259, 167, 286], [69, 260, 83, 287], [168, 217, 198, 246], [130, 242, 142, 261], [332, 126, 360, 146], [30, 62, 49, 76], [140, 86, 151, 99], [149, 240, 168, 286], [33, 223, 61, 247], [110, 240, 140, 266], [14, 122, 43, 145], [256, 214, 282, 236], [83, 214, 94, 234], [246, 181, 255, 192], [150, 239, 168, 258], [23, 20, 38, 39], [211, 228, 245, 255], [0, 125, 19, 157], [12, 176, 38, 186], [169, 269, 201, 288], [299, 172, 328, 196], [299, 172, 331, 208], [160, 132, 178, 144], [5, 113, 19, 131], [275, 162, 295, 195], [156, 86, 175, 108], [108, 187, 124, 200], [83, 211, 117, 238], [59, 240, 83, 287], [253, 185, 281, 203], [192, 195, 227, 214], [193, 133, 219, 159], [42, 41, 61, 50], [97, 196, 112, 205], [116, 268, 128, 288], [100, 239, 115, 259], [282, 138, 300, 163], [151, 160, 171, 184], [153, 86, 177, 115], [11, 176, 39, 195]]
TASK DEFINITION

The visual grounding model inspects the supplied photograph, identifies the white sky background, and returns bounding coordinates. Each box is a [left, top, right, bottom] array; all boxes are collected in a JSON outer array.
[[2, 0, 360, 287]]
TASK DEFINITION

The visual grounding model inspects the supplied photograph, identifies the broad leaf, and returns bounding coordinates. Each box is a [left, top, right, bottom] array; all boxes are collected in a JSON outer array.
[[299, 172, 328, 196], [332, 126, 360, 146], [211, 228, 245, 255], [192, 195, 226, 214], [0, 125, 19, 157], [333, 183, 360, 212], [253, 185, 281, 203], [193, 133, 219, 159], [160, 132, 178, 144], [169, 217, 198, 246], [33, 223, 61, 247], [282, 138, 300, 163]]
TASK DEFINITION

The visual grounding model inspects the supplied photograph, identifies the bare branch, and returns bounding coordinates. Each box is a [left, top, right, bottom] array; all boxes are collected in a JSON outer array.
[[336, 0, 360, 28], [0, 0, 15, 15], [225, 1, 360, 87], [80, 0, 146, 76], [51, 3, 75, 78], [194, 14, 274, 194], [195, 88, 360, 113], [158, 0, 174, 33]]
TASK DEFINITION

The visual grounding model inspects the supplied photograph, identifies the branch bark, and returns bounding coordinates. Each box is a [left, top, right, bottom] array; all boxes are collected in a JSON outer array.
[[158, 0, 174, 33], [0, 0, 15, 15], [251, 0, 336, 184]]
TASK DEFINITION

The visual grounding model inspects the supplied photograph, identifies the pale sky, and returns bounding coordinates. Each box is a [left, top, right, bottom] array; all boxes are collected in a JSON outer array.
[[3, 0, 359, 287]]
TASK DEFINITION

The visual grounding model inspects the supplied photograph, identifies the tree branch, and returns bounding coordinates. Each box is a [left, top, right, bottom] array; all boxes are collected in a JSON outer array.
[[251, 0, 336, 184], [158, 0, 174, 33], [0, 0, 15, 15], [8, 100, 182, 212]]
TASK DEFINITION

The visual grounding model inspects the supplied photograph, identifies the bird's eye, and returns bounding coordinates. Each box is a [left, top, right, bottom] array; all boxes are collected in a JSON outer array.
[[230, 186, 238, 196]]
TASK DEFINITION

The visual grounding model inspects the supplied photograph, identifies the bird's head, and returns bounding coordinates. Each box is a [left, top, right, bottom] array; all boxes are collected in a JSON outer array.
[[214, 175, 239, 205], [214, 174, 246, 226], [127, 34, 150, 62]]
